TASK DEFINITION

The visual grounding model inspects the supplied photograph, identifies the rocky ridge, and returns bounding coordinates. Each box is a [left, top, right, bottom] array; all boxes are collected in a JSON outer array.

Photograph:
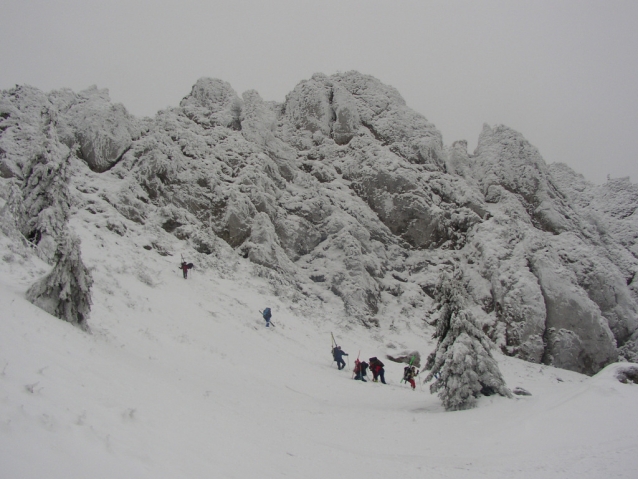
[[1, 71, 637, 375]]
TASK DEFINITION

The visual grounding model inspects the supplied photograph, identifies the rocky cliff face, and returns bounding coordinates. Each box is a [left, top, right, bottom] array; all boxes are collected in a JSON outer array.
[[1, 72, 637, 374]]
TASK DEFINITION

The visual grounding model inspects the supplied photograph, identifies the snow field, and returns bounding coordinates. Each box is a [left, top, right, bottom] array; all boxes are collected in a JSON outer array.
[[1, 216, 638, 478]]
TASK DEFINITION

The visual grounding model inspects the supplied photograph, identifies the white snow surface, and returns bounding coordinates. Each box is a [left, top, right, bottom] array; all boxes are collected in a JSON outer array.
[[1, 209, 638, 478]]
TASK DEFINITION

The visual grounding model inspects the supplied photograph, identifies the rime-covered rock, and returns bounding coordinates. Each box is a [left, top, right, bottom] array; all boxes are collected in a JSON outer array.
[[472, 124, 575, 234], [531, 252, 618, 374], [550, 163, 638, 282], [492, 260, 547, 363], [386, 350, 421, 368], [283, 74, 333, 139], [334, 71, 444, 168], [180, 78, 243, 130], [274, 214, 322, 261], [242, 212, 296, 274], [241, 90, 296, 162], [512, 387, 532, 396], [552, 233, 638, 344], [330, 84, 361, 145], [3, 72, 638, 374], [62, 86, 141, 173]]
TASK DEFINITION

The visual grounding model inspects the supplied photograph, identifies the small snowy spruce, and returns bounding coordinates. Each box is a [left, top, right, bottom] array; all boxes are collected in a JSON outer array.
[[424, 272, 511, 410], [18, 125, 72, 261], [26, 230, 93, 331]]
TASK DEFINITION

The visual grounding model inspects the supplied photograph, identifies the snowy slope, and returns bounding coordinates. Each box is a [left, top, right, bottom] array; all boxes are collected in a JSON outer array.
[[1, 211, 638, 478]]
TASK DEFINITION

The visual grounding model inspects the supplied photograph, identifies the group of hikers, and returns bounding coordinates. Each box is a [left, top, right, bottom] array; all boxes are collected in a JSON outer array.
[[332, 345, 420, 390], [178, 260, 418, 387]]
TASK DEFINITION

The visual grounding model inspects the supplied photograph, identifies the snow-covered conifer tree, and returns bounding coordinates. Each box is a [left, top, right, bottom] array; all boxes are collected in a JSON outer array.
[[424, 272, 511, 410], [17, 121, 72, 261], [26, 230, 93, 332]]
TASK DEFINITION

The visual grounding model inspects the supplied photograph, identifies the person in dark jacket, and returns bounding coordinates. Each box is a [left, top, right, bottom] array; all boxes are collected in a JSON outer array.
[[179, 261, 194, 279], [262, 307, 272, 327], [180, 262, 189, 279], [332, 346, 349, 370], [354, 359, 369, 382], [369, 357, 386, 384], [403, 365, 419, 390]]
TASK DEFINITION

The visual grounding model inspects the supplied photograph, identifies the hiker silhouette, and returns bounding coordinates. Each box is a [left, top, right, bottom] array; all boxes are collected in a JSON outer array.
[[179, 261, 194, 279]]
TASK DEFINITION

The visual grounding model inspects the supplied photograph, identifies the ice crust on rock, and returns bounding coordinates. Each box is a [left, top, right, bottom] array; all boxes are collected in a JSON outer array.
[[1, 71, 637, 375]]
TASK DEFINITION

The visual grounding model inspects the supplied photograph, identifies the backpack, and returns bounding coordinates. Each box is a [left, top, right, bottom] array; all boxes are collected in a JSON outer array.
[[263, 308, 272, 320], [354, 359, 361, 373]]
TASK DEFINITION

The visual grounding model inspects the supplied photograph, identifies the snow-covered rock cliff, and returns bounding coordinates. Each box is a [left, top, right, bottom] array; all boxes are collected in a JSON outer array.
[[1, 71, 636, 375]]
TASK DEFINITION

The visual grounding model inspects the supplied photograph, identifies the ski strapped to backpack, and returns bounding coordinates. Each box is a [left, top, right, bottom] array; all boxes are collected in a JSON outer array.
[[352, 350, 361, 379], [180, 255, 195, 269], [401, 355, 416, 383], [179, 254, 194, 274]]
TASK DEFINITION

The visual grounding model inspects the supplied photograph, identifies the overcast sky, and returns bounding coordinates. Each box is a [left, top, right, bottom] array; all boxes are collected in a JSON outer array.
[[1, 0, 636, 184]]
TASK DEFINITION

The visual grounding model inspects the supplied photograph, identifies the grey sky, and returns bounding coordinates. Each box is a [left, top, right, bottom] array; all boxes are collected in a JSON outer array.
[[2, 0, 637, 184]]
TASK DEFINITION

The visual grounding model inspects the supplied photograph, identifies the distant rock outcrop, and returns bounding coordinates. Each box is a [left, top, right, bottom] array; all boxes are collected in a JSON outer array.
[[62, 86, 141, 173], [1, 71, 637, 375]]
